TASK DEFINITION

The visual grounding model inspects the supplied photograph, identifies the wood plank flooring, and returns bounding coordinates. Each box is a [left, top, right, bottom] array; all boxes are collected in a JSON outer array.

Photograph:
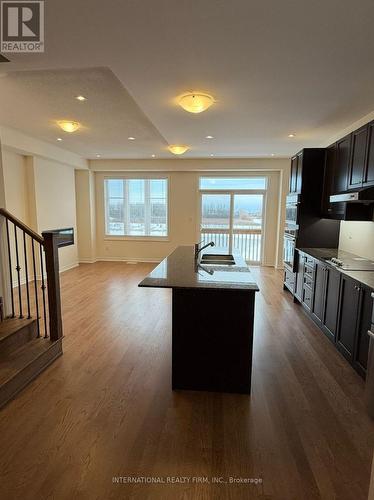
[[0, 262, 373, 500]]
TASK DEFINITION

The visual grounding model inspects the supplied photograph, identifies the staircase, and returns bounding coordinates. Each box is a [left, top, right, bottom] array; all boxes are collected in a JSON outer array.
[[0, 209, 63, 408]]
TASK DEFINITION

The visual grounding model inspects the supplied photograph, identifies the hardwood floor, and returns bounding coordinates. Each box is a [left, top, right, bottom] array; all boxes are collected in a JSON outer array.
[[0, 262, 373, 499]]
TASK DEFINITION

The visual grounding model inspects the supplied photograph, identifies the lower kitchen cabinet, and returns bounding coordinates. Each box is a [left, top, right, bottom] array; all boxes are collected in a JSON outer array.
[[336, 276, 361, 362], [321, 267, 341, 342], [353, 285, 373, 376], [285, 251, 373, 379]]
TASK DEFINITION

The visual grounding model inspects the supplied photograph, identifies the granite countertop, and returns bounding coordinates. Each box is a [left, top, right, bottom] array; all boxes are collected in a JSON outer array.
[[298, 247, 374, 290], [138, 245, 259, 291]]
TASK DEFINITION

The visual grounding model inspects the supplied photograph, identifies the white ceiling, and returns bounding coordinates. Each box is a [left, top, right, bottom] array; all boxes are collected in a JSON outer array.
[[0, 0, 374, 159]]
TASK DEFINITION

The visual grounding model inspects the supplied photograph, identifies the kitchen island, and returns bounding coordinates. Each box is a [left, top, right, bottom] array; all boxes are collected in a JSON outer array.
[[138, 246, 259, 394]]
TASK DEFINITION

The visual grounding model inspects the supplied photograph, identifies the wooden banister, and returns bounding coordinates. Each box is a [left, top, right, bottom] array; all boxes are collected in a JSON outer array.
[[42, 231, 63, 341], [0, 208, 44, 244]]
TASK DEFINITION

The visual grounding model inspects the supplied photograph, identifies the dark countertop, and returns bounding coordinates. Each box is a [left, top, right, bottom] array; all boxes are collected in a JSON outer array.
[[298, 247, 374, 290], [138, 246, 259, 291]]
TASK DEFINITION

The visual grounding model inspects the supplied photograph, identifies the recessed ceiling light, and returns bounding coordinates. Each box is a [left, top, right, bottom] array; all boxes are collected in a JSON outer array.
[[210, 154, 214, 157], [96, 154, 101, 158], [168, 145, 189, 155], [128, 136, 136, 140], [288, 133, 296, 138], [57, 137, 62, 141], [206, 135, 214, 139], [76, 95, 87, 101], [271, 153, 275, 156], [178, 93, 215, 113], [57, 120, 81, 133], [151, 154, 156, 158]]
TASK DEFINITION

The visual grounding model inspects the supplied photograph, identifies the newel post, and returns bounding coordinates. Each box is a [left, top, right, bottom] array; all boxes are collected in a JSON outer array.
[[42, 231, 63, 341]]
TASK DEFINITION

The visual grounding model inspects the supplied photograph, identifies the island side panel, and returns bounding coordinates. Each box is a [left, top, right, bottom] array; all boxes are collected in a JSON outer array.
[[172, 288, 256, 394]]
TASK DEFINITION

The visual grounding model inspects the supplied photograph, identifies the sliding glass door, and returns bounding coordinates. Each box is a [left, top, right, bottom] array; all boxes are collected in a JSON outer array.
[[199, 178, 266, 264]]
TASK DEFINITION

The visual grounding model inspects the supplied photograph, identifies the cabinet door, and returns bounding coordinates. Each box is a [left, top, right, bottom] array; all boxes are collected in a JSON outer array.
[[333, 134, 351, 194], [312, 262, 326, 323], [294, 252, 305, 301], [364, 121, 374, 186], [336, 276, 360, 362], [290, 156, 297, 192], [348, 125, 368, 189], [353, 285, 373, 376], [296, 152, 303, 193], [322, 267, 340, 342]]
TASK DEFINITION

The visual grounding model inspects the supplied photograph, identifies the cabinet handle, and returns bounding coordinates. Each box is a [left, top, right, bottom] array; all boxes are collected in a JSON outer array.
[[355, 285, 361, 291]]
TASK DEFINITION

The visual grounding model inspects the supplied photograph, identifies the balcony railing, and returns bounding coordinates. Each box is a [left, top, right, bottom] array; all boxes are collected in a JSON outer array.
[[201, 228, 262, 264]]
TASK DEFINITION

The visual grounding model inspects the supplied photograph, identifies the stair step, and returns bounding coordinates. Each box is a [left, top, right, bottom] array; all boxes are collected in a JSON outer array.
[[0, 338, 62, 408], [0, 318, 38, 353]]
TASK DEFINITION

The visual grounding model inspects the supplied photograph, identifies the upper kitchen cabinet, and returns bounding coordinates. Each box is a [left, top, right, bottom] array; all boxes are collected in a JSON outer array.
[[289, 155, 298, 193], [364, 120, 374, 186], [348, 124, 368, 190], [333, 134, 351, 194], [289, 152, 303, 194]]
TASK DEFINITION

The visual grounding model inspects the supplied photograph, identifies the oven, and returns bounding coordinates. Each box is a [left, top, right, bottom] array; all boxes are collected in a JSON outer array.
[[286, 193, 300, 227], [283, 232, 296, 272]]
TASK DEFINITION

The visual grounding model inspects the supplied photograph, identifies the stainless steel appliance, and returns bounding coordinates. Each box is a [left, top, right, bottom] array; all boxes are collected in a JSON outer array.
[[325, 256, 374, 271], [283, 233, 296, 271], [330, 186, 374, 204], [285, 193, 300, 227]]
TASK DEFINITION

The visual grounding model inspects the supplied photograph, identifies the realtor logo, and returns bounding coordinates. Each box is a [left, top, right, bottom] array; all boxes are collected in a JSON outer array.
[[1, 0, 44, 52]]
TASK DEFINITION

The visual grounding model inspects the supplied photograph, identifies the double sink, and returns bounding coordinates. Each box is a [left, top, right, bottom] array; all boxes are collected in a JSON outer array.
[[200, 253, 236, 266]]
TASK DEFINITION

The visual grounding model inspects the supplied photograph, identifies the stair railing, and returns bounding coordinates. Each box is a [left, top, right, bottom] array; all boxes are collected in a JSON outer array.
[[0, 208, 63, 342]]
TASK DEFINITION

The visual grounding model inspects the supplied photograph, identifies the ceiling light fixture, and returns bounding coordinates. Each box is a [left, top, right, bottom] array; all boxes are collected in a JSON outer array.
[[151, 154, 156, 158], [57, 137, 62, 141], [128, 136, 135, 140], [210, 154, 214, 157], [57, 120, 81, 133], [206, 135, 214, 139], [168, 145, 189, 155], [76, 95, 86, 101], [288, 133, 296, 138], [96, 154, 101, 158], [179, 93, 214, 113]]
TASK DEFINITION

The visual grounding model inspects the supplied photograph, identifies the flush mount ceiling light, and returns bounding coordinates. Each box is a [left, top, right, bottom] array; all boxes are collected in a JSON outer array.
[[76, 95, 86, 101], [57, 120, 81, 133], [206, 135, 214, 139], [178, 93, 214, 113], [128, 136, 136, 140], [168, 145, 189, 155], [57, 137, 62, 141], [288, 133, 296, 138]]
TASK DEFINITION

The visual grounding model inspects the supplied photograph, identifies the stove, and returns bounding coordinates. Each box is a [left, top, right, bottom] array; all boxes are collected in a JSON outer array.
[[326, 257, 374, 271]]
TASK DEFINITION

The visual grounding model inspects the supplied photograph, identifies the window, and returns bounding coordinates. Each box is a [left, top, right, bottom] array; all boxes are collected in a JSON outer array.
[[199, 177, 267, 190], [105, 178, 168, 237]]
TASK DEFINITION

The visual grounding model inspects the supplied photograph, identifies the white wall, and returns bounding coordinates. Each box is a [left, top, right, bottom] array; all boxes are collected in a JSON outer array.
[[76, 158, 290, 267], [0, 149, 79, 273], [339, 220, 374, 260]]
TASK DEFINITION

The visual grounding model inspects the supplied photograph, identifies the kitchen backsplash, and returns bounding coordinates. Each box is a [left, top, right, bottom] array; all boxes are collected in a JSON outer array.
[[339, 220, 374, 259]]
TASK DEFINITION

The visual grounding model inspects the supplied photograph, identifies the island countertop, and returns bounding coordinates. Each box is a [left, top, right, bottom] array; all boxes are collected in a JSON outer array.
[[138, 245, 259, 291]]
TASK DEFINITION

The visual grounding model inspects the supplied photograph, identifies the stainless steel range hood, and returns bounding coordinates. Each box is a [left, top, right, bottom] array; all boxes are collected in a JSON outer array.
[[330, 186, 374, 203]]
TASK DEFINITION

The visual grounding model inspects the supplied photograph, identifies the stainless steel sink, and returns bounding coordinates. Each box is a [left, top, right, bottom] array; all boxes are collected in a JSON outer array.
[[200, 253, 236, 265]]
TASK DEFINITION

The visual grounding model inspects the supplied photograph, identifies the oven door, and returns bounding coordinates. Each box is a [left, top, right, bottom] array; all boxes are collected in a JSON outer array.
[[285, 203, 299, 227], [284, 234, 296, 271]]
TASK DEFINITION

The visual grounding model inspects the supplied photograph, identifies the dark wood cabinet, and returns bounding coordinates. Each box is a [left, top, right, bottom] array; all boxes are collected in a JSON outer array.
[[290, 156, 298, 193], [294, 251, 304, 302], [364, 120, 374, 187], [353, 285, 373, 377], [296, 152, 303, 193], [336, 276, 361, 362], [312, 261, 325, 324], [348, 125, 368, 189], [333, 134, 351, 194], [321, 267, 340, 342]]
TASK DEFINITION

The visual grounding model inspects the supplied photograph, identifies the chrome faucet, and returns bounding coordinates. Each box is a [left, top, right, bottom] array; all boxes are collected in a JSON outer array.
[[194, 241, 215, 260]]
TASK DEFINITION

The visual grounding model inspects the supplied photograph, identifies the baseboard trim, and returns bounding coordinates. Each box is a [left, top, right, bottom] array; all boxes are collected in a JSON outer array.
[[79, 257, 161, 264]]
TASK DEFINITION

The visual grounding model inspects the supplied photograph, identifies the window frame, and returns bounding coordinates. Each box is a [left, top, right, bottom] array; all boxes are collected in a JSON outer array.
[[103, 175, 170, 241]]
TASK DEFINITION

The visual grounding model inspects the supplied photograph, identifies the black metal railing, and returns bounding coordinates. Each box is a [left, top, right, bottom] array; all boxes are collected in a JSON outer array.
[[0, 208, 63, 342]]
